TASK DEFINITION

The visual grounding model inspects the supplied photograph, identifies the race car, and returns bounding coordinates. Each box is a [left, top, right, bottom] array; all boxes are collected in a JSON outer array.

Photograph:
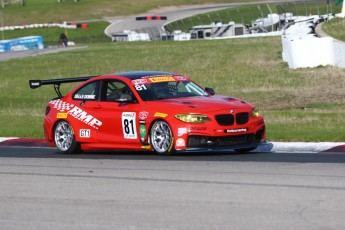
[[29, 71, 265, 155]]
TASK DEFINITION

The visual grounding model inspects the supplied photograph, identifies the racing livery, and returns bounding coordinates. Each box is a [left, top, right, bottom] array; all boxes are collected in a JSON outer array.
[[29, 71, 266, 155]]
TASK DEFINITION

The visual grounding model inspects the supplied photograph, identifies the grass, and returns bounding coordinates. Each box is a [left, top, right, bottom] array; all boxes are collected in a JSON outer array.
[[1, 0, 345, 141], [2, 21, 111, 45], [322, 18, 345, 41], [1, 0, 272, 26], [1, 38, 345, 141]]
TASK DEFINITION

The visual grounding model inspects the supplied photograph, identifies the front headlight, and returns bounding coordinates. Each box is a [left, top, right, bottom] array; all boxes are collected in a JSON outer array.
[[252, 108, 260, 118], [175, 114, 210, 123]]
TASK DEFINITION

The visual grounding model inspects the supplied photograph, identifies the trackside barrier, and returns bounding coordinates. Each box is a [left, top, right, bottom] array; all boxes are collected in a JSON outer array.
[[334, 41, 345, 68], [0, 22, 88, 31], [136, 16, 167, 21], [282, 35, 334, 69], [281, 15, 345, 69], [0, 36, 44, 52]]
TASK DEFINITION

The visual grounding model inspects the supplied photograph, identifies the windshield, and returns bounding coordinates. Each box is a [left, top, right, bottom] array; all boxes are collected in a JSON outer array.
[[132, 76, 209, 101]]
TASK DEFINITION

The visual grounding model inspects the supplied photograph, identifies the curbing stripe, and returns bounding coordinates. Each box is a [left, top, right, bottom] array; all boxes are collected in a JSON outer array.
[[256, 142, 345, 153], [0, 138, 49, 147]]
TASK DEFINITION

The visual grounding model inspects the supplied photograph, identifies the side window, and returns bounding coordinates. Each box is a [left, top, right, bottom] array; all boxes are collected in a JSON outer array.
[[103, 80, 134, 102], [73, 81, 99, 101]]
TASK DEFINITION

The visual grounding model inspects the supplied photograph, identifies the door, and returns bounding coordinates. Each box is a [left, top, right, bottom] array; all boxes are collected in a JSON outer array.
[[93, 79, 142, 149]]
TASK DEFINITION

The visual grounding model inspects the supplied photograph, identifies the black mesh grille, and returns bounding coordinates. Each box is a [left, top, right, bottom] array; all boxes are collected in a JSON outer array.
[[187, 134, 255, 149], [236, 112, 249, 125], [214, 114, 234, 126]]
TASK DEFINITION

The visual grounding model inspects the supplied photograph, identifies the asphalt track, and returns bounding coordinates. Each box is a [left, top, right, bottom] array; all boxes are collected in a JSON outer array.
[[1, 144, 345, 230]]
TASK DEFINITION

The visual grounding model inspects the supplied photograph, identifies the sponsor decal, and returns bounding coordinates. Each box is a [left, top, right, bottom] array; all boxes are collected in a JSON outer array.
[[173, 76, 188, 81], [190, 127, 207, 131], [80, 129, 91, 138], [177, 128, 187, 136], [50, 99, 102, 129], [139, 111, 149, 120], [122, 112, 137, 139], [56, 112, 68, 119], [68, 106, 102, 129], [141, 145, 151, 149], [176, 138, 185, 147], [225, 128, 248, 133], [149, 76, 175, 83], [140, 125, 146, 138], [132, 79, 148, 85], [154, 112, 168, 118], [74, 94, 96, 100]]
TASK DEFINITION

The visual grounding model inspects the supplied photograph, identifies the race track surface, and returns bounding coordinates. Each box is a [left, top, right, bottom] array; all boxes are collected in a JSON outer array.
[[1, 145, 345, 229]]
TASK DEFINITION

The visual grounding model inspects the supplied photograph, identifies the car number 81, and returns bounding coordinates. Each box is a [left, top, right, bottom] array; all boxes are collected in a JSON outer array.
[[134, 84, 147, 91], [122, 112, 137, 139]]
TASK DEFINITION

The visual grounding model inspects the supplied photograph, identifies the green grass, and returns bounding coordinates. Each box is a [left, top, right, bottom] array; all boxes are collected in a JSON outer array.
[[322, 18, 345, 41], [1, 0, 271, 26], [1, 38, 345, 141], [1, 0, 345, 141], [2, 21, 110, 45]]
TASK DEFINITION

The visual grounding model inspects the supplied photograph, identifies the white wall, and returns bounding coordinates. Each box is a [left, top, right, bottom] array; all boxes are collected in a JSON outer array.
[[281, 16, 345, 69], [334, 41, 345, 68], [282, 36, 335, 69]]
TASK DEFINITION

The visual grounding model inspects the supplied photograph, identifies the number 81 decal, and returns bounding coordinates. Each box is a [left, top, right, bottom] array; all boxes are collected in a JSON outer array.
[[122, 112, 137, 139]]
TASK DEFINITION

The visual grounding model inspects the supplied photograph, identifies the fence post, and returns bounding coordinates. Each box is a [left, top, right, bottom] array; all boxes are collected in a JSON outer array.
[[0, 9, 4, 40]]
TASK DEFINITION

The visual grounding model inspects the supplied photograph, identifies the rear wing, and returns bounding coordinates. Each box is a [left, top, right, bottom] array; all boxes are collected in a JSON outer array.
[[29, 76, 96, 98]]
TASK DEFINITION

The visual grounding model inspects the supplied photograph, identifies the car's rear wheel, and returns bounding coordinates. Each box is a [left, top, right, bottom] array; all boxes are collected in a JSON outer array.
[[150, 120, 174, 155], [54, 120, 81, 154]]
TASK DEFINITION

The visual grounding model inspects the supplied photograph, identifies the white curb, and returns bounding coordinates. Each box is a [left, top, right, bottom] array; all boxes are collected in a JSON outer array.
[[257, 142, 345, 153], [0, 137, 18, 142]]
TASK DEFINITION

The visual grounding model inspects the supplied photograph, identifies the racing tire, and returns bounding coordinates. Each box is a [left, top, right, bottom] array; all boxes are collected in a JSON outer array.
[[234, 147, 256, 153], [54, 120, 81, 154], [150, 120, 174, 155]]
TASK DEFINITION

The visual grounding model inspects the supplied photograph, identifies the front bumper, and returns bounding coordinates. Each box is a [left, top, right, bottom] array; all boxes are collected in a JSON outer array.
[[186, 127, 265, 150]]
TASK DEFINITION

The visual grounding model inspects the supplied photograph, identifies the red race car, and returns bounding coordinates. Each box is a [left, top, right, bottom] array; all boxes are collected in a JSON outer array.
[[29, 71, 265, 155]]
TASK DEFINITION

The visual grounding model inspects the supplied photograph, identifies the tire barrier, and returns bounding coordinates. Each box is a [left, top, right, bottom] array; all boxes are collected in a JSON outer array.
[[136, 16, 167, 21], [0, 22, 88, 32]]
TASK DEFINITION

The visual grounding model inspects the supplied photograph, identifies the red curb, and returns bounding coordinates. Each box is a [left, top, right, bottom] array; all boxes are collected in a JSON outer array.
[[322, 145, 345, 153], [0, 138, 50, 147]]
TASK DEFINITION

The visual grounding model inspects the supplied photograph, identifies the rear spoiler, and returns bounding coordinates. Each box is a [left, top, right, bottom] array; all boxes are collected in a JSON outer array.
[[29, 76, 97, 98]]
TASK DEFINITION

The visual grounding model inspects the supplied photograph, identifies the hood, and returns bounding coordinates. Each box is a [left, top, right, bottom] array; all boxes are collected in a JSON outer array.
[[145, 95, 254, 113]]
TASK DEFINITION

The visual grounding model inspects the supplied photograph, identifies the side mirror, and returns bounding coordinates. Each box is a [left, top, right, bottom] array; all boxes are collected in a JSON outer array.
[[114, 94, 133, 103], [205, 87, 215, 95]]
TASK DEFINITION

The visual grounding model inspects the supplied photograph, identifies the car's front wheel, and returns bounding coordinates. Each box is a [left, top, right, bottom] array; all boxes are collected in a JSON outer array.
[[54, 120, 81, 154], [150, 120, 174, 155]]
